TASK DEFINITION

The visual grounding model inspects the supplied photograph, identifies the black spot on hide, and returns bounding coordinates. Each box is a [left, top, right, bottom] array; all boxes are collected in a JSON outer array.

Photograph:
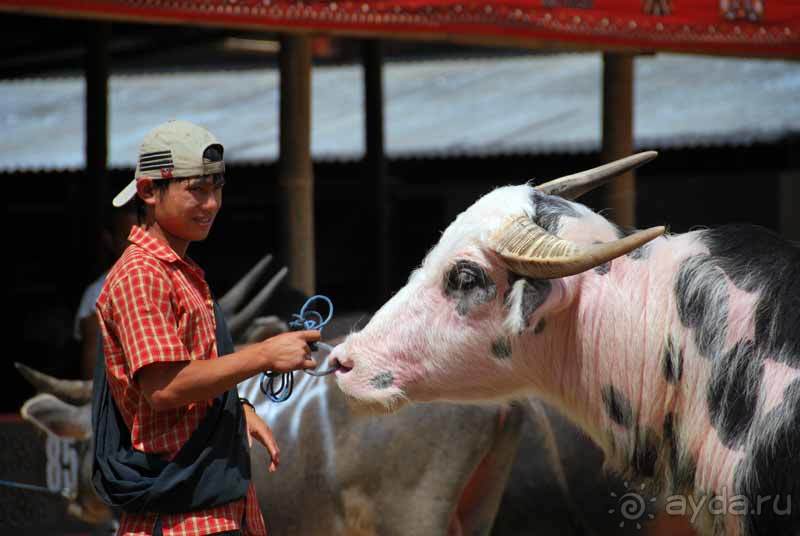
[[633, 427, 659, 479], [663, 413, 696, 492], [370, 372, 394, 390], [602, 385, 634, 428], [443, 260, 497, 316], [706, 340, 763, 449], [530, 190, 581, 234], [674, 254, 729, 358], [491, 337, 512, 359], [594, 262, 611, 275], [507, 273, 552, 329], [534, 318, 546, 334], [701, 225, 799, 369], [663, 336, 683, 384], [736, 379, 799, 536], [616, 225, 651, 260]]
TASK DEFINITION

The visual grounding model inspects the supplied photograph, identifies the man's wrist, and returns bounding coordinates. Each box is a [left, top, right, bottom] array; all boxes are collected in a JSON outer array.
[[239, 397, 255, 411], [244, 341, 273, 374]]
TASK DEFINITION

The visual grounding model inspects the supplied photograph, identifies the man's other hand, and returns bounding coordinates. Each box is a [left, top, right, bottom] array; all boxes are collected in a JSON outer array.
[[255, 331, 320, 373], [243, 404, 280, 472]]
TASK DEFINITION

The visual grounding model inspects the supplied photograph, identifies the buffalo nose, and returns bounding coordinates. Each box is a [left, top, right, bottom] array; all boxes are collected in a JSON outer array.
[[329, 348, 354, 373]]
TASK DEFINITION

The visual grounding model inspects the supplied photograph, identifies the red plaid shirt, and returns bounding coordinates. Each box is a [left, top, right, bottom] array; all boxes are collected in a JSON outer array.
[[96, 225, 266, 536]]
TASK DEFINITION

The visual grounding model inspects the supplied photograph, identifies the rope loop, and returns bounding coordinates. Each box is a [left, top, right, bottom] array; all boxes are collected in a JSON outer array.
[[260, 295, 335, 403]]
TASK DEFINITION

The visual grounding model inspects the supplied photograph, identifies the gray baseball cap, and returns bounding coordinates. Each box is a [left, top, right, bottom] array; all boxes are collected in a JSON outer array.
[[112, 119, 225, 207]]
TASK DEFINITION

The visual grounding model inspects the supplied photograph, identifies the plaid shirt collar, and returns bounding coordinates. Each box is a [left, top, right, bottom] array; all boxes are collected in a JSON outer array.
[[127, 225, 205, 279]]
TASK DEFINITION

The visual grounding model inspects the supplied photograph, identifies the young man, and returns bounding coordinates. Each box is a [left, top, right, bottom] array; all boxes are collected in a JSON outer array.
[[95, 120, 319, 536]]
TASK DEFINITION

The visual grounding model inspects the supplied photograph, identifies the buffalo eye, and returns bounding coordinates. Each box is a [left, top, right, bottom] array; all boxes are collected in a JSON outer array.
[[443, 260, 497, 316], [449, 262, 480, 290]]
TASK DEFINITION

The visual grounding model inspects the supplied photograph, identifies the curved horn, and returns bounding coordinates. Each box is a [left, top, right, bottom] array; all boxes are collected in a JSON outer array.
[[218, 254, 273, 316], [535, 151, 658, 200], [227, 266, 289, 337], [491, 215, 664, 279], [15, 362, 93, 405]]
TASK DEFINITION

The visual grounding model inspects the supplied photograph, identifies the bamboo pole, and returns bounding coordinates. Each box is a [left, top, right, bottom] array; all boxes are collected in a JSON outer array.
[[278, 35, 315, 295], [601, 52, 636, 228]]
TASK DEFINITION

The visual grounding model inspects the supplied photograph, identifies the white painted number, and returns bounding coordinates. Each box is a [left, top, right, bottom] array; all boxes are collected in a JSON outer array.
[[45, 435, 79, 496]]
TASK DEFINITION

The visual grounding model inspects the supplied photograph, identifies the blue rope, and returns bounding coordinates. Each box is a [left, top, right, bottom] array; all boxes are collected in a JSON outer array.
[[0, 479, 63, 496], [260, 295, 335, 403]]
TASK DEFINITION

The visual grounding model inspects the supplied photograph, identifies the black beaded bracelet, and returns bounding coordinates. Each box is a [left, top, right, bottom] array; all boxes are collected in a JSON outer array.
[[239, 397, 255, 410]]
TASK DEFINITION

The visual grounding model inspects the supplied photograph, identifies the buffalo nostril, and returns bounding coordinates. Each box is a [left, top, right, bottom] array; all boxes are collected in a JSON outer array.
[[332, 357, 353, 373]]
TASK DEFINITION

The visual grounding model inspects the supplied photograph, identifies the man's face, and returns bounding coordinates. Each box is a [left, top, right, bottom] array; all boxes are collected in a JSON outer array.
[[153, 175, 224, 242]]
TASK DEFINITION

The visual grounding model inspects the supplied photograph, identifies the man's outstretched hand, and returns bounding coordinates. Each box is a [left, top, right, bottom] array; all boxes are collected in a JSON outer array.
[[255, 330, 320, 373], [243, 404, 280, 472]]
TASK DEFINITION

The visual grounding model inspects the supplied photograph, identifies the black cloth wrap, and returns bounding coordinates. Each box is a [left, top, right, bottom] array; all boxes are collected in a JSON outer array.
[[91, 301, 251, 514]]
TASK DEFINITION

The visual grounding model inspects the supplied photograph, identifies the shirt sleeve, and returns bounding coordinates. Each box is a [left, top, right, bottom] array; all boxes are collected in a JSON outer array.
[[110, 268, 192, 377]]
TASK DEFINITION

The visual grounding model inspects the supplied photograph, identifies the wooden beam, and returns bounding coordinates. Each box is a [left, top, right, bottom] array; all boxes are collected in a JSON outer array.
[[362, 39, 389, 304], [85, 21, 110, 277], [601, 52, 636, 228], [278, 35, 315, 295]]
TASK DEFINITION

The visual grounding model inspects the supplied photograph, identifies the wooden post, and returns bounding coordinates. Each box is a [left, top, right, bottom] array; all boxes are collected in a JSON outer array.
[[85, 22, 110, 277], [362, 39, 389, 304], [601, 53, 636, 228], [278, 35, 315, 295]]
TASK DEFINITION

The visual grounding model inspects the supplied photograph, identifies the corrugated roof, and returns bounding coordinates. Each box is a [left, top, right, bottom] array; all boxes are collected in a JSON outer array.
[[2, 53, 798, 172]]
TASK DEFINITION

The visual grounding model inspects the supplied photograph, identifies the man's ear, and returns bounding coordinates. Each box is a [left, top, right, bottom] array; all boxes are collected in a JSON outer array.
[[135, 176, 158, 207], [503, 273, 574, 335]]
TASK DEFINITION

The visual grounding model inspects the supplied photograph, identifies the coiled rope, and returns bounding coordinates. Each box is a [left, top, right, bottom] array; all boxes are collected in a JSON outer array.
[[260, 295, 336, 403]]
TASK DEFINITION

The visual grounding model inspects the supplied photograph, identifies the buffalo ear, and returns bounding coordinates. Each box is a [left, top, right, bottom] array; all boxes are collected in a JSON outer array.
[[21, 393, 92, 441], [503, 274, 572, 335]]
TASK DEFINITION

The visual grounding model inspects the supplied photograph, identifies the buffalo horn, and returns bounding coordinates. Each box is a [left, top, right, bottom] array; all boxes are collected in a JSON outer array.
[[535, 151, 657, 200], [491, 215, 664, 279]]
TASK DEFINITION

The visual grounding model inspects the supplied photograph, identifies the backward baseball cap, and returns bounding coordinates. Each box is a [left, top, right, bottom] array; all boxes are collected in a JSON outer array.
[[112, 119, 225, 207]]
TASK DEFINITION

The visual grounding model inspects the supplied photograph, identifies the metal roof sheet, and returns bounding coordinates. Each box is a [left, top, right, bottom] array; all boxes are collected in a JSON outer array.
[[2, 53, 798, 172]]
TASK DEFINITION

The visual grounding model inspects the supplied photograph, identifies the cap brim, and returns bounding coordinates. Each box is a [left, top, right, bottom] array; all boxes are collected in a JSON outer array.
[[112, 179, 137, 208]]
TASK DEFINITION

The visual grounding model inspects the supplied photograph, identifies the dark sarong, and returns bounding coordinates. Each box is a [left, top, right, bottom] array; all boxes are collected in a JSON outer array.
[[91, 301, 251, 515]]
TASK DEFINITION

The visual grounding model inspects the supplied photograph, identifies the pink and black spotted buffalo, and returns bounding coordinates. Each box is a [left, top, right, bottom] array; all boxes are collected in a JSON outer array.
[[332, 152, 799, 536]]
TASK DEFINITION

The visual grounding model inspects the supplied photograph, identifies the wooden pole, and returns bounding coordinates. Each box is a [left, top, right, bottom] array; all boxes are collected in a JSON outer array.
[[362, 39, 389, 304], [601, 52, 636, 228], [85, 22, 110, 277], [278, 35, 315, 295]]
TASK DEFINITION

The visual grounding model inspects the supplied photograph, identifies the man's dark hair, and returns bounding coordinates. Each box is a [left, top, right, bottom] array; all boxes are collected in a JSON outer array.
[[132, 144, 225, 223]]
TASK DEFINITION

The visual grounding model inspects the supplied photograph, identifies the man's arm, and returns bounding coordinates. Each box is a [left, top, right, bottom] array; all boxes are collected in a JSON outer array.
[[137, 330, 319, 411], [108, 268, 318, 411]]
